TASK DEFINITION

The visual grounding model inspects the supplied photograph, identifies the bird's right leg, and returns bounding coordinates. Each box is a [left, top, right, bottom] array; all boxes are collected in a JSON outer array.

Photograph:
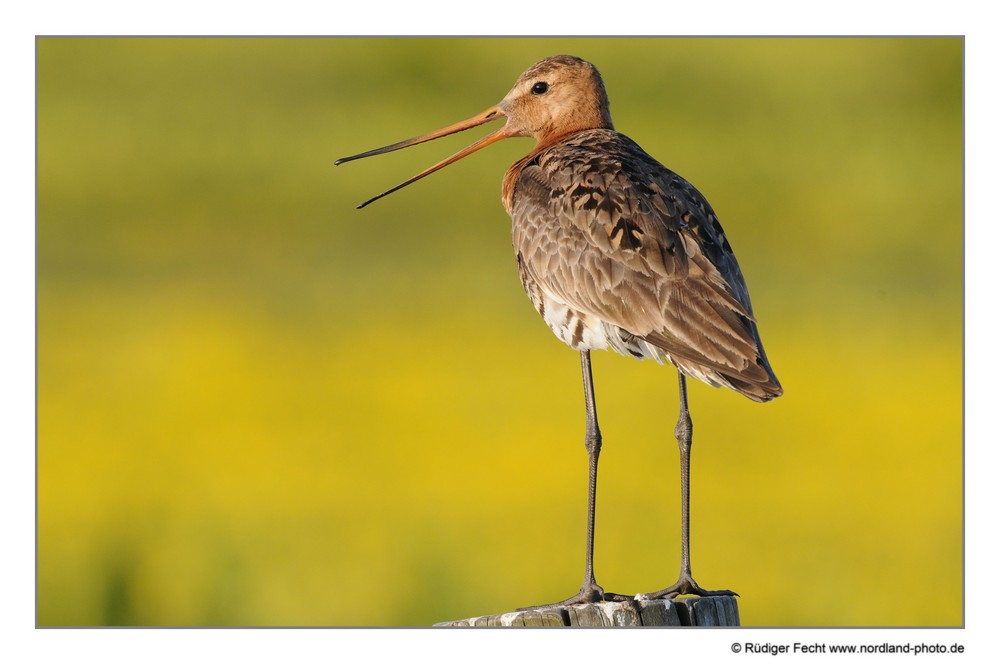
[[517, 350, 632, 610]]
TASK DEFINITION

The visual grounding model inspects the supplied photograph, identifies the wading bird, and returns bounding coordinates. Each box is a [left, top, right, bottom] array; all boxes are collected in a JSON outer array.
[[336, 55, 782, 607]]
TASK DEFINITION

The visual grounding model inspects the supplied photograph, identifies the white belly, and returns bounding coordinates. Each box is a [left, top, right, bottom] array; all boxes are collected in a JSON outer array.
[[539, 295, 610, 351], [533, 287, 731, 389]]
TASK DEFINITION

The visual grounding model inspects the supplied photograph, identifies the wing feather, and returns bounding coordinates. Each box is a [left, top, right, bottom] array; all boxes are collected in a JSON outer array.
[[511, 129, 782, 401]]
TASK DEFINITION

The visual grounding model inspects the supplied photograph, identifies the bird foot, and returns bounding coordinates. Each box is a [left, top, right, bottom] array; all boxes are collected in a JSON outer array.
[[635, 572, 738, 601], [517, 582, 634, 611]]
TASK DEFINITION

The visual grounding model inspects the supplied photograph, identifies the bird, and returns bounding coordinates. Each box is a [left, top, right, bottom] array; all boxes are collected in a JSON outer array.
[[336, 54, 782, 608]]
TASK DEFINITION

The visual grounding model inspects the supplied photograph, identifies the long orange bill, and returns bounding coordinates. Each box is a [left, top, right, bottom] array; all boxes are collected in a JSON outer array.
[[335, 105, 509, 209]]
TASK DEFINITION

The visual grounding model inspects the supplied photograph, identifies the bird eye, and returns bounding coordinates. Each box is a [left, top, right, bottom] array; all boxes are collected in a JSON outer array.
[[531, 81, 549, 95]]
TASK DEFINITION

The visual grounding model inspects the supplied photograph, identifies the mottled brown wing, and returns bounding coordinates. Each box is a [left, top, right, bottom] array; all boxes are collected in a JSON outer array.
[[512, 129, 781, 401]]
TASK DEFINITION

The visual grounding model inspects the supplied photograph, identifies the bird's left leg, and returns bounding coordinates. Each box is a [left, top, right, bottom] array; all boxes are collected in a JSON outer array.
[[637, 373, 737, 600]]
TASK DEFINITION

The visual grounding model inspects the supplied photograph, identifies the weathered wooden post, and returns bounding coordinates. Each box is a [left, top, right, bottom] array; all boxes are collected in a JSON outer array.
[[435, 596, 739, 627]]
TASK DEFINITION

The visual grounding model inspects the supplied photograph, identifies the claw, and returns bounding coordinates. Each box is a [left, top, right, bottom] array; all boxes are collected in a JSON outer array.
[[518, 583, 635, 611], [636, 572, 738, 601]]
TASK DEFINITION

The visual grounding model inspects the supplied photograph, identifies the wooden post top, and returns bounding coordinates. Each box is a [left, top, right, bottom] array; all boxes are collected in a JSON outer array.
[[435, 596, 740, 627]]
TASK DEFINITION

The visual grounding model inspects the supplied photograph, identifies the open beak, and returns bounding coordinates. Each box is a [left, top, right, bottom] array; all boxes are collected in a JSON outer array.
[[335, 105, 510, 208]]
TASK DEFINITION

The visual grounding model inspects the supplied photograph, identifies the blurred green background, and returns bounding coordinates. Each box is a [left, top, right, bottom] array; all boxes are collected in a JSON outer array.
[[37, 37, 962, 627]]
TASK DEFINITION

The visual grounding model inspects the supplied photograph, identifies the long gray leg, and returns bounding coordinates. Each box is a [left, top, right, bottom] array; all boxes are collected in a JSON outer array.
[[518, 351, 630, 609], [639, 372, 736, 600]]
